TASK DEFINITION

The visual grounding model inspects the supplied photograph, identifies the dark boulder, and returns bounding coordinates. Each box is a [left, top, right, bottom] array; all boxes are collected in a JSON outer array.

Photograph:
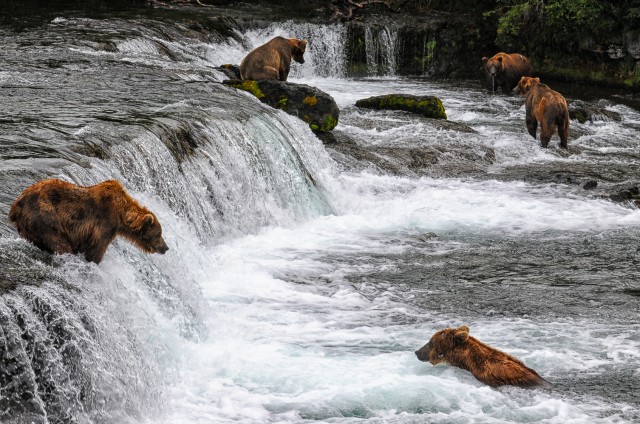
[[569, 100, 622, 124], [355, 94, 447, 119], [223, 78, 340, 132]]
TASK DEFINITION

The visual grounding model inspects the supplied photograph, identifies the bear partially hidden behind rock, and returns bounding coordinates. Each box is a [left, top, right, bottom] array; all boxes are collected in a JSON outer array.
[[240, 36, 307, 82], [9, 179, 168, 264], [415, 325, 548, 388]]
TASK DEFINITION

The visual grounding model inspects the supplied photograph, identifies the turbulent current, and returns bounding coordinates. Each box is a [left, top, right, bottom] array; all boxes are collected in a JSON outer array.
[[0, 11, 639, 424]]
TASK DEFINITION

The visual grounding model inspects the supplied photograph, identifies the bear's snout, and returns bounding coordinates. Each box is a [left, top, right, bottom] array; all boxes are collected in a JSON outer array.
[[156, 241, 169, 254]]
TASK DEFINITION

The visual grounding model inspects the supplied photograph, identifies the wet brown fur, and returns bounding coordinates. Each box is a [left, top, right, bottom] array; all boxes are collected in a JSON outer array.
[[240, 36, 308, 82], [482, 52, 532, 93], [513, 76, 570, 148], [9, 179, 168, 264], [415, 326, 548, 388]]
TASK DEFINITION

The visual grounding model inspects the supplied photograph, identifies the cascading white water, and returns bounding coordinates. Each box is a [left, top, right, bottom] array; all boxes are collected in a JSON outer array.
[[364, 25, 399, 76], [244, 22, 349, 79]]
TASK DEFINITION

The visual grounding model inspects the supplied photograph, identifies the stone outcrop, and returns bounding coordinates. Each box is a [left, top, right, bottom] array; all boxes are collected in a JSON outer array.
[[220, 70, 340, 132], [355, 94, 447, 119]]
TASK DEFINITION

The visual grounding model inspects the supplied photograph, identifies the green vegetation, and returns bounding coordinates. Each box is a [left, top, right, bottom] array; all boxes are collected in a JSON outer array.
[[490, 0, 640, 88], [275, 97, 288, 109], [228, 80, 265, 99], [320, 115, 338, 132]]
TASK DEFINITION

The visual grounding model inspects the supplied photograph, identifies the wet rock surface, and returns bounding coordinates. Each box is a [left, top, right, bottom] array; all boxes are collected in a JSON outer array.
[[355, 94, 447, 119], [223, 78, 340, 132]]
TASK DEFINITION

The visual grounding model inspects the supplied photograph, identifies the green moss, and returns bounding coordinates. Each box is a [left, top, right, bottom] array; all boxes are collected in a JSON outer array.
[[364, 95, 447, 119], [320, 115, 338, 132], [309, 123, 319, 131], [275, 97, 288, 109], [303, 96, 318, 106], [228, 80, 265, 99]]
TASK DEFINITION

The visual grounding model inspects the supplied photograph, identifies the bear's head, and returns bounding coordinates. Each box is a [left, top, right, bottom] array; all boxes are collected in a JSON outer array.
[[129, 212, 169, 255], [482, 55, 505, 77], [513, 76, 540, 95], [289, 38, 308, 64], [415, 325, 470, 365]]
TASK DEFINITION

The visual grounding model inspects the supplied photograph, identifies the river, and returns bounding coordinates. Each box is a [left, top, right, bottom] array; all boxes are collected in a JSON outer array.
[[0, 10, 639, 424]]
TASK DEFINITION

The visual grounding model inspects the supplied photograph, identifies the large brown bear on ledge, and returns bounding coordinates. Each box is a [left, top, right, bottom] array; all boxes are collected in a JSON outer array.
[[482, 52, 531, 93], [9, 179, 169, 264], [240, 36, 308, 82], [513, 76, 570, 149], [415, 325, 548, 388]]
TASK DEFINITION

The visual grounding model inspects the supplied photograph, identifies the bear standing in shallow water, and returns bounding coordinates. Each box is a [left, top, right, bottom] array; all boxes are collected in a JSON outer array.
[[415, 325, 548, 388], [513, 76, 570, 149], [9, 179, 169, 264], [482, 52, 531, 93], [240, 36, 308, 82]]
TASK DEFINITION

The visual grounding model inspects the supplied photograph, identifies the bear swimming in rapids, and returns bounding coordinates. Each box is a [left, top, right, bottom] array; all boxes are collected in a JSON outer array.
[[513, 76, 570, 149], [240, 36, 308, 82], [482, 52, 532, 93], [9, 179, 168, 264], [415, 325, 548, 388]]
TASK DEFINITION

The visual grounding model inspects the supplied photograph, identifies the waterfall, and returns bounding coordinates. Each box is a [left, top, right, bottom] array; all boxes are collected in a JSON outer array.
[[364, 26, 399, 76], [0, 16, 337, 422], [241, 21, 401, 79], [245, 22, 349, 79]]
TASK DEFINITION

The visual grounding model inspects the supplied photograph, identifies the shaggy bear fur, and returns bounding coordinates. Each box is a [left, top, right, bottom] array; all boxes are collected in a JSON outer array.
[[240, 36, 308, 82], [9, 179, 168, 264], [415, 326, 547, 388], [482, 52, 532, 93], [513, 76, 570, 148]]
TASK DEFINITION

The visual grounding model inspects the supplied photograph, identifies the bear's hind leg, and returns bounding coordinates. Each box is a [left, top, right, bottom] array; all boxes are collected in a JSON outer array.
[[526, 118, 538, 139], [558, 114, 569, 149], [539, 123, 554, 148]]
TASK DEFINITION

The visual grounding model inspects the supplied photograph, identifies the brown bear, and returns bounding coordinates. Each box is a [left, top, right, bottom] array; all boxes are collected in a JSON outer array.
[[482, 53, 532, 93], [513, 76, 570, 148], [415, 325, 548, 388], [240, 36, 308, 82], [9, 179, 169, 264]]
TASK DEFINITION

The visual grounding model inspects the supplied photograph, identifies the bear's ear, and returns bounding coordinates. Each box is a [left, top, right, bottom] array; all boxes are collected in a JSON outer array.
[[142, 213, 155, 226], [534, 77, 540, 83], [497, 56, 503, 62], [482, 57, 488, 63], [453, 325, 469, 345], [299, 39, 308, 48]]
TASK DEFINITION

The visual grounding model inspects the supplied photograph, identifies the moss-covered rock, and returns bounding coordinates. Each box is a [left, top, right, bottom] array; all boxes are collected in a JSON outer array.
[[223, 78, 340, 132], [355, 94, 447, 119], [225, 79, 265, 99]]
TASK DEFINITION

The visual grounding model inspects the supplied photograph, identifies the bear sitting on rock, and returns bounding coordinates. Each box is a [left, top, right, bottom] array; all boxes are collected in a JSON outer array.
[[513, 76, 570, 149], [240, 36, 308, 82], [482, 52, 532, 93], [415, 325, 547, 388], [9, 179, 168, 264]]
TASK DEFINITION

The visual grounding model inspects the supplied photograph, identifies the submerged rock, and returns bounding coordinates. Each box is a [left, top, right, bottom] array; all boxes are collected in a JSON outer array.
[[223, 78, 340, 132], [569, 101, 622, 124], [608, 185, 640, 207], [355, 94, 447, 119]]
